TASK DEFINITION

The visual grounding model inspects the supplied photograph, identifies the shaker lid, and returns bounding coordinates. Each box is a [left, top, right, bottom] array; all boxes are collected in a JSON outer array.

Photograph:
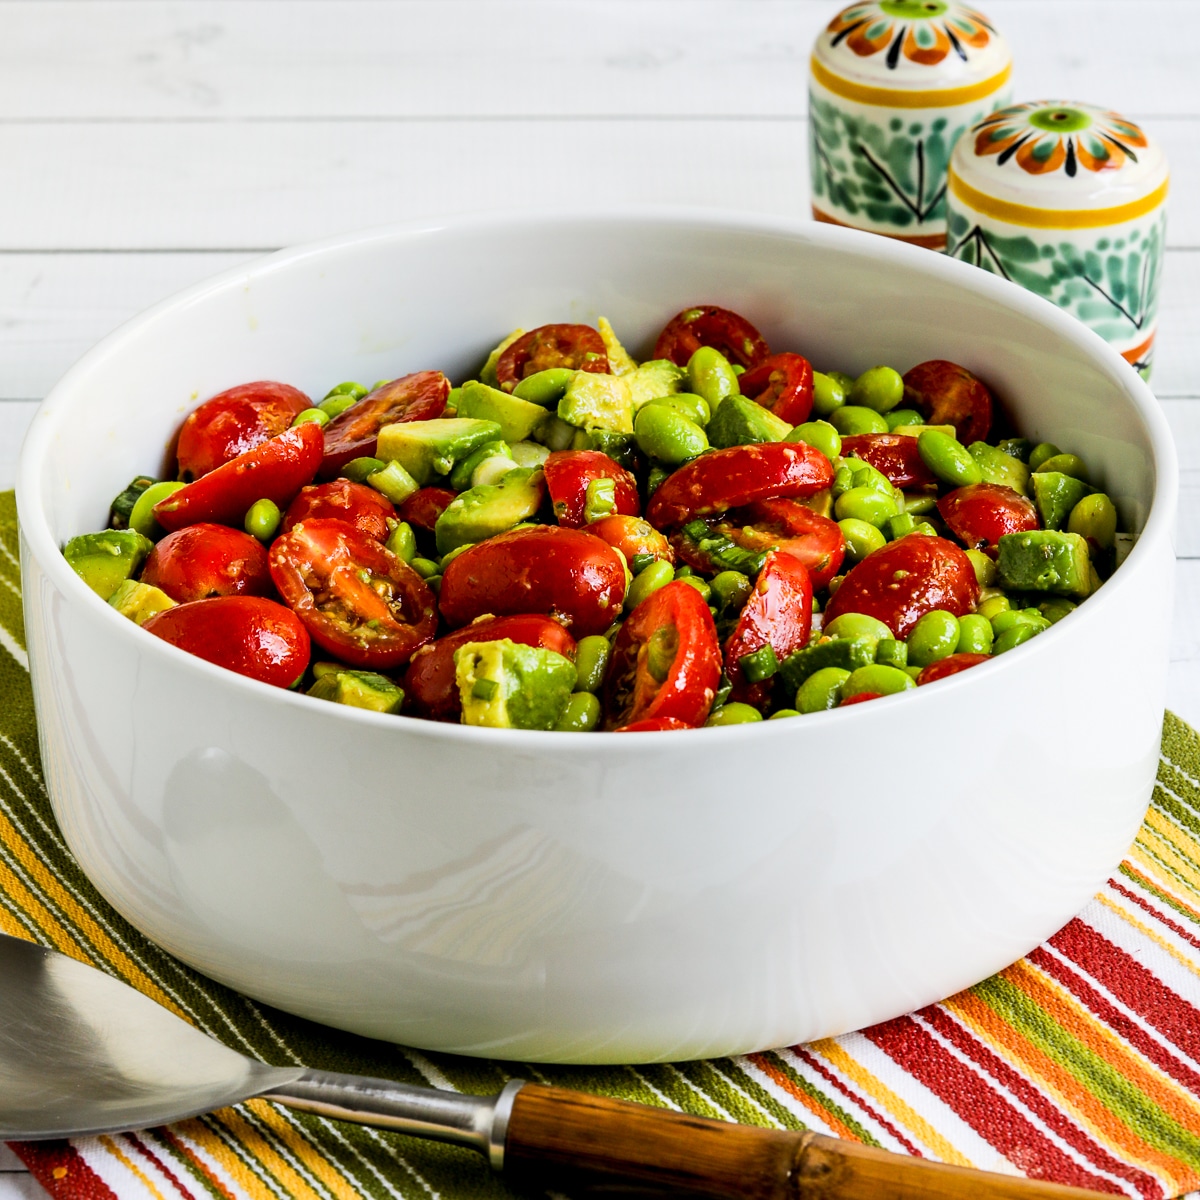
[[949, 101, 1168, 219], [812, 2, 1011, 104]]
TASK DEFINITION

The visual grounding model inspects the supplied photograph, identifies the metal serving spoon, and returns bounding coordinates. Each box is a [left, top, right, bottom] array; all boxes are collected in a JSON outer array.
[[0, 934, 1102, 1199]]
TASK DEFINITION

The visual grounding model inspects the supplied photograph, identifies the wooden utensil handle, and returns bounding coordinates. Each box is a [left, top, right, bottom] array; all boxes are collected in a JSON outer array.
[[503, 1083, 1104, 1199]]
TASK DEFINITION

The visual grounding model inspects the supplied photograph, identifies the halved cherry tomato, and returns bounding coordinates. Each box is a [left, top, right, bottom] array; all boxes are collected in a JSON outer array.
[[840, 433, 936, 489], [283, 479, 396, 542], [602, 581, 721, 730], [822, 534, 979, 638], [723, 551, 813, 710], [176, 381, 312, 482], [738, 353, 814, 426], [646, 442, 834, 530], [141, 524, 272, 604], [403, 614, 578, 721], [544, 450, 640, 528], [495, 324, 609, 392], [319, 371, 449, 478], [154, 422, 325, 533], [268, 518, 437, 670], [917, 653, 992, 685], [143, 595, 310, 688], [938, 483, 1039, 549], [438, 526, 626, 637], [586, 515, 675, 567], [719, 498, 845, 591], [652, 305, 770, 370], [839, 692, 883, 706], [398, 487, 458, 533], [902, 360, 993, 444], [615, 717, 691, 732]]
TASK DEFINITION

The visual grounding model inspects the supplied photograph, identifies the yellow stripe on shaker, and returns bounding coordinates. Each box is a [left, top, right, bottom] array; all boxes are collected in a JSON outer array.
[[948, 171, 1168, 229], [809, 56, 1011, 109]]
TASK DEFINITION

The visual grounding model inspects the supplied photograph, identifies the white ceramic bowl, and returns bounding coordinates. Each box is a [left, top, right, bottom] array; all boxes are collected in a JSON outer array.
[[17, 211, 1177, 1064]]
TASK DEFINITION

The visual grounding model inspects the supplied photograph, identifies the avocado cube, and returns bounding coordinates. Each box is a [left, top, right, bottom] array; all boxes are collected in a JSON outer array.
[[1030, 471, 1090, 530], [375, 418, 502, 485], [435, 468, 546, 556], [63, 530, 155, 600], [626, 359, 686, 408], [478, 328, 524, 389], [108, 476, 157, 530], [777, 637, 877, 695], [969, 441, 1030, 496], [455, 639, 577, 730], [997, 530, 1092, 597], [707, 394, 791, 450], [557, 373, 634, 434], [308, 670, 404, 714], [456, 380, 551, 443], [597, 316, 639, 376], [107, 579, 177, 625]]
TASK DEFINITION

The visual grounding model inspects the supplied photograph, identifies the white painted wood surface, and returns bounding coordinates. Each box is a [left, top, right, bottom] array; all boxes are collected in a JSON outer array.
[[0, 4, 1195, 1193]]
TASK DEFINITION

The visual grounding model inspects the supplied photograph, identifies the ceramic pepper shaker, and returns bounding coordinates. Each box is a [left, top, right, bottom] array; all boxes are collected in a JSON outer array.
[[809, 1, 1013, 249], [946, 102, 1169, 378]]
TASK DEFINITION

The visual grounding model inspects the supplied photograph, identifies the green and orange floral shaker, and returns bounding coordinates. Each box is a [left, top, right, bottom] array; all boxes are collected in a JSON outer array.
[[809, 1, 1013, 249]]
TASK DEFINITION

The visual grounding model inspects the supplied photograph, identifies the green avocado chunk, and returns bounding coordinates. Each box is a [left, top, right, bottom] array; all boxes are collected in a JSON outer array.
[[707, 394, 791, 449], [557, 373, 634, 434], [478, 328, 524, 388], [455, 639, 577, 730], [625, 359, 686, 408], [435, 467, 546, 556], [307, 669, 405, 714], [107, 579, 176, 625], [108, 476, 157, 530], [375, 418, 503, 485], [1030, 470, 1090, 530], [997, 530, 1092, 597], [777, 637, 877, 695], [63, 530, 154, 600], [456, 380, 551, 443], [968, 441, 1030, 495]]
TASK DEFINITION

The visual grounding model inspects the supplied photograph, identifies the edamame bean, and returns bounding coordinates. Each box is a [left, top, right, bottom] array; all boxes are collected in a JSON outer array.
[[674, 565, 696, 578], [841, 664, 916, 699], [706, 702, 763, 726], [838, 518, 887, 562], [786, 420, 841, 461], [291, 408, 330, 428], [324, 381, 368, 401], [850, 365, 904, 414], [957, 613, 994, 655], [874, 638, 908, 668], [994, 622, 1041, 654], [512, 368, 575, 406], [904, 492, 938, 515], [633, 404, 708, 465], [711, 570, 753, 613], [976, 594, 1010, 622], [964, 548, 997, 587], [1034, 453, 1088, 482], [811, 371, 847, 418], [318, 394, 357, 419], [385, 520, 417, 562], [907, 610, 960, 667], [1027, 442, 1062, 471], [410, 557, 439, 579], [917, 429, 982, 487], [827, 371, 855, 393], [625, 558, 674, 610], [342, 456, 386, 483], [886, 409, 924, 430], [128, 481, 185, 538], [1040, 597, 1077, 624], [678, 575, 712, 603], [1067, 493, 1117, 549], [834, 486, 899, 528], [796, 667, 851, 713], [996, 437, 1033, 462], [991, 608, 1048, 635], [642, 392, 711, 427], [244, 498, 281, 542], [830, 406, 889, 436], [426, 575, 442, 595], [823, 613, 892, 646], [769, 708, 801, 719], [555, 691, 601, 732], [573, 636, 611, 693], [687, 346, 740, 410]]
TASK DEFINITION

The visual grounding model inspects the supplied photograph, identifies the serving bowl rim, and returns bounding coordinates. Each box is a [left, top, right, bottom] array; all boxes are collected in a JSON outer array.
[[15, 206, 1178, 744]]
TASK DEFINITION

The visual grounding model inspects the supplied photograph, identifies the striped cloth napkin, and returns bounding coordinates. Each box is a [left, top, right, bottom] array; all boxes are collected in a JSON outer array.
[[4, 488, 1200, 1200]]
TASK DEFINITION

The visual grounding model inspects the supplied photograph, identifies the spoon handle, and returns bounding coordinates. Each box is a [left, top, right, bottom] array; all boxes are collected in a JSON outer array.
[[502, 1083, 1105, 1199]]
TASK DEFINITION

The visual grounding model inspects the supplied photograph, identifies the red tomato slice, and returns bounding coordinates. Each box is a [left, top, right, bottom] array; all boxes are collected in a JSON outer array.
[[544, 450, 640, 528], [738, 353, 814, 426], [438, 525, 626, 637], [403, 614, 578, 721], [721, 498, 845, 591], [938, 483, 1039, 549], [283, 479, 396, 542], [586, 515, 675, 567], [602, 581, 721, 730], [319, 371, 449, 479], [839, 691, 883, 706], [723, 551, 813, 710], [615, 717, 691, 732], [646, 442, 834, 530], [840, 433, 936, 489], [141, 524, 272, 604], [917, 653, 992, 685], [176, 381, 312, 481], [268, 518, 437, 670], [652, 305, 770, 370], [495, 325, 609, 392], [902, 360, 993, 444], [822, 534, 979, 639], [398, 487, 458, 533], [143, 595, 310, 689], [154, 422, 324, 533]]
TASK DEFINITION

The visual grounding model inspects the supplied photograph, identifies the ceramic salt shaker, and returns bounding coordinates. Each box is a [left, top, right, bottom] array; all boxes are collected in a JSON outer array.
[[946, 102, 1169, 378], [809, 1, 1013, 249]]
